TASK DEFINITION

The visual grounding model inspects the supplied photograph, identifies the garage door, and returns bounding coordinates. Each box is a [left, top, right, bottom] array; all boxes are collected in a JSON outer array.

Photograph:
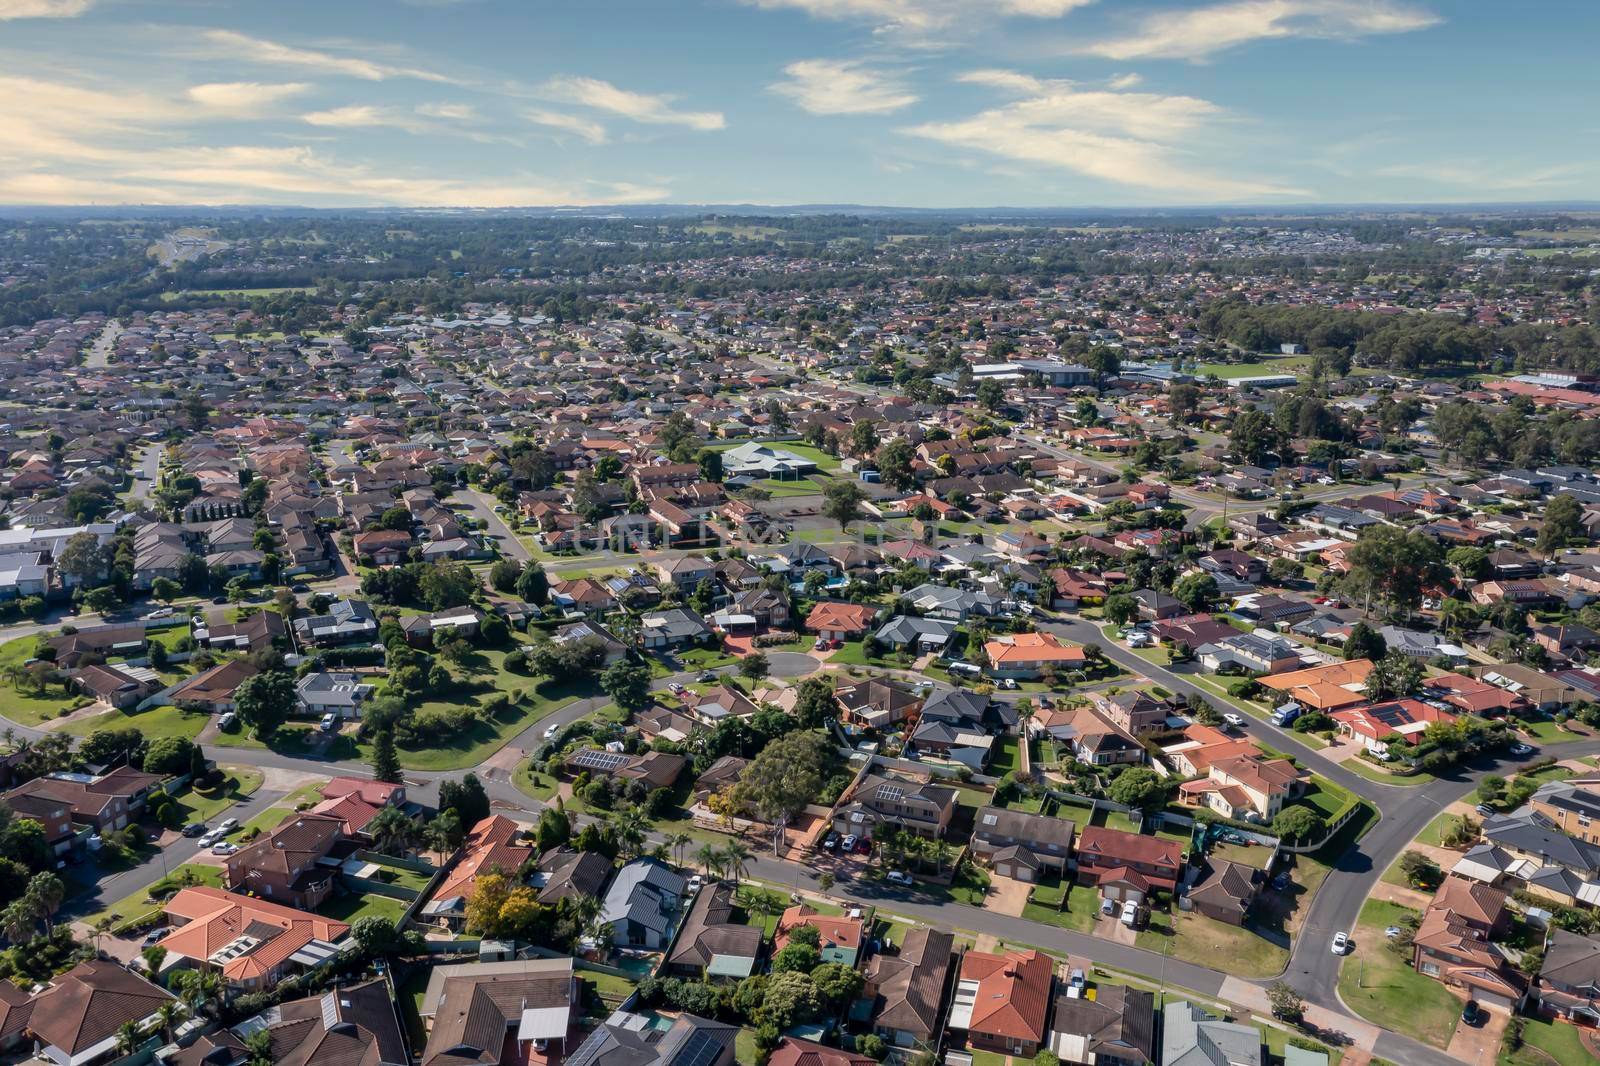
[[1475, 991, 1514, 1012], [996, 863, 1013, 878], [1016, 867, 1034, 883]]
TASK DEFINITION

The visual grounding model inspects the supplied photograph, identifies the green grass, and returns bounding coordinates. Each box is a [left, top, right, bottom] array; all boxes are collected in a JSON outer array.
[[319, 890, 408, 925], [1022, 880, 1102, 933], [398, 967, 430, 1051], [167, 765, 264, 824], [1192, 358, 1311, 379], [1262, 1025, 1342, 1066], [1518, 719, 1578, 745], [513, 763, 559, 803], [735, 1030, 761, 1066], [1500, 1015, 1593, 1065], [62, 703, 212, 740], [1415, 810, 1469, 849], [578, 966, 637, 1005], [989, 736, 1021, 776], [1135, 908, 1289, 979], [1337, 898, 1460, 1048], [79, 863, 223, 930]]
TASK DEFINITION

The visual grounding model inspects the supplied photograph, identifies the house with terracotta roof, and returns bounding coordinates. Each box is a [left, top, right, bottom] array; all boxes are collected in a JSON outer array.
[[421, 815, 535, 930], [982, 632, 1088, 679], [1076, 827, 1184, 897], [419, 958, 576, 1066], [1177, 753, 1308, 823], [235, 976, 408, 1066], [804, 601, 880, 642], [767, 1038, 877, 1066], [947, 948, 1053, 1058], [1330, 699, 1456, 757], [156, 885, 349, 990], [1259, 658, 1374, 714], [1412, 875, 1524, 1010], [774, 903, 865, 967], [169, 658, 259, 713]]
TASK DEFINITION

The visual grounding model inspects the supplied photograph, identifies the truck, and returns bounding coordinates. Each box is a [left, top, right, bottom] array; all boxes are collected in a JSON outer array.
[[1270, 705, 1301, 727]]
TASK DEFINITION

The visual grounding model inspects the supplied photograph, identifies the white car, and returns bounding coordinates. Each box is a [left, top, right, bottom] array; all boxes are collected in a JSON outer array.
[[217, 818, 238, 833], [1331, 931, 1350, 955], [211, 842, 238, 856], [1120, 900, 1139, 927], [885, 871, 914, 886], [1223, 713, 1247, 728], [320, 713, 339, 733], [544, 724, 560, 740], [197, 831, 221, 847]]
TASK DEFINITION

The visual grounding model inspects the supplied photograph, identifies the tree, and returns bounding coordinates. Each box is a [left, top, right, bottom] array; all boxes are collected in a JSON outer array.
[[1106, 767, 1167, 813], [141, 736, 196, 775], [370, 726, 402, 783], [975, 379, 1006, 412], [1172, 572, 1219, 613], [439, 774, 490, 827], [427, 810, 465, 862], [1266, 981, 1304, 1024], [488, 559, 522, 593], [1086, 345, 1121, 382], [810, 961, 863, 1005], [1539, 493, 1583, 558], [738, 652, 770, 683], [790, 676, 837, 730], [771, 940, 820, 973], [1344, 622, 1387, 662], [600, 658, 652, 713], [760, 970, 823, 1031], [515, 565, 549, 605], [1364, 651, 1424, 701], [1033, 1053, 1061, 1066], [1342, 525, 1445, 620], [351, 914, 405, 957], [732, 731, 834, 855], [367, 806, 419, 856], [151, 577, 181, 603], [56, 532, 111, 586], [1229, 408, 1285, 465], [536, 807, 570, 851], [234, 671, 296, 740], [821, 480, 867, 532], [1103, 594, 1138, 626], [697, 448, 725, 484], [875, 439, 916, 491], [1272, 805, 1327, 845]]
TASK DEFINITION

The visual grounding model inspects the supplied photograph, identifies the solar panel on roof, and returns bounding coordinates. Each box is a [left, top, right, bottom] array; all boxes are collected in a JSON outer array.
[[875, 785, 905, 801], [673, 1032, 723, 1066], [573, 749, 630, 771]]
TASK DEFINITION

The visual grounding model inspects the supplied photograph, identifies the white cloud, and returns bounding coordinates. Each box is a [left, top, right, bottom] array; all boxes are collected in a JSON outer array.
[[1083, 0, 1439, 61], [1107, 72, 1143, 89], [905, 71, 1302, 199], [200, 29, 457, 83], [185, 82, 311, 114], [0, 0, 92, 18], [524, 108, 608, 145], [770, 59, 918, 115], [540, 75, 724, 131], [302, 105, 412, 128], [416, 102, 478, 121], [0, 73, 663, 207], [743, 0, 1095, 34]]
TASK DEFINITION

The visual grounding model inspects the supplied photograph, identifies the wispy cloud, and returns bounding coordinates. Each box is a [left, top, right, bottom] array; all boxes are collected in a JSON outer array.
[[743, 0, 1095, 35], [904, 70, 1302, 199], [540, 75, 724, 131], [200, 29, 458, 83], [416, 102, 478, 121], [524, 108, 608, 144], [770, 59, 918, 115], [301, 105, 412, 129], [0, 0, 93, 18], [1082, 0, 1439, 61], [185, 82, 311, 114]]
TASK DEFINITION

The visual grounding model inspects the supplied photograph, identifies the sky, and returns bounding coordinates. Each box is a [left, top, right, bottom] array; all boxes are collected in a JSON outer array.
[[0, 0, 1596, 209]]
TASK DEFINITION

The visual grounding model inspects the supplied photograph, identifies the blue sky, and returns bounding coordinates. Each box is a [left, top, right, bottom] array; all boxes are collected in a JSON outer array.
[[0, 0, 1595, 208]]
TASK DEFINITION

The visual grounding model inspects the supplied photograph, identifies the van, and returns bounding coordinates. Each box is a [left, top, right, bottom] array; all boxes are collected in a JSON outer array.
[[1271, 706, 1301, 727]]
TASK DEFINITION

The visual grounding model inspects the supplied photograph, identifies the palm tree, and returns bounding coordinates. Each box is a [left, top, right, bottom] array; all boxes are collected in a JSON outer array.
[[89, 914, 116, 953], [115, 1021, 144, 1057], [720, 841, 753, 885], [648, 842, 670, 863], [930, 839, 953, 876], [155, 1001, 185, 1042], [26, 872, 63, 933], [1, 900, 33, 945], [695, 843, 722, 879], [367, 808, 419, 857], [609, 806, 649, 861], [670, 831, 693, 867]]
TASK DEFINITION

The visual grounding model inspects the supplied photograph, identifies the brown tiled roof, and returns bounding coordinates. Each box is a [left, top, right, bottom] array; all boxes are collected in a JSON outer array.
[[27, 960, 174, 1056], [864, 927, 953, 1041]]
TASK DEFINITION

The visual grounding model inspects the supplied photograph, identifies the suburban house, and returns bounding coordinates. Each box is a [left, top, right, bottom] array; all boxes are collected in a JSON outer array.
[[1412, 875, 1524, 1010], [805, 601, 881, 642], [638, 607, 715, 650], [1535, 929, 1600, 1024], [862, 927, 954, 1050], [970, 806, 1076, 882], [1530, 779, 1600, 846], [1186, 858, 1266, 927], [948, 948, 1053, 1059], [1086, 690, 1169, 736], [564, 1011, 736, 1066], [155, 886, 349, 990], [835, 678, 923, 730], [68, 663, 160, 710], [418, 958, 576, 1066], [664, 881, 762, 981], [600, 858, 688, 950], [292, 599, 380, 647], [240, 977, 407, 1066], [1031, 705, 1144, 767], [169, 658, 259, 713], [832, 773, 957, 841], [295, 671, 374, 719], [1177, 754, 1307, 823], [1076, 827, 1184, 897], [4, 766, 163, 838], [420, 815, 536, 930], [25, 960, 175, 1066], [774, 904, 866, 968], [982, 632, 1088, 680], [225, 813, 344, 909], [1161, 1000, 1261, 1066], [1330, 699, 1457, 758], [1048, 984, 1155, 1066]]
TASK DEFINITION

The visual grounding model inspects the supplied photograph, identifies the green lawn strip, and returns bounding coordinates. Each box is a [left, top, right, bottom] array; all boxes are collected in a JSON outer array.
[[577, 965, 637, 1006], [62, 703, 212, 740], [167, 765, 264, 825], [80, 863, 224, 931], [1260, 1024, 1343, 1066], [1022, 880, 1102, 933], [1336, 898, 1460, 1048], [1500, 1014, 1592, 1066], [988, 736, 1021, 776], [397, 967, 430, 1052], [735, 1030, 761, 1065], [513, 764, 559, 803], [1340, 755, 1437, 787], [1517, 719, 1579, 745], [319, 890, 409, 925], [1134, 908, 1288, 980]]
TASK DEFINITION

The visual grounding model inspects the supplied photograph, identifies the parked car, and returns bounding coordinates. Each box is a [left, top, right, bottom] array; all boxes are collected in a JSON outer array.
[[1331, 931, 1349, 955], [147, 607, 173, 619], [697, 671, 718, 683], [998, 678, 1019, 690], [855, 837, 871, 854], [291, 583, 311, 593], [840, 834, 858, 852], [142, 928, 167, 948], [217, 818, 238, 833], [1100, 898, 1116, 916], [1120, 900, 1139, 928], [686, 875, 703, 894], [198, 831, 221, 847], [319, 713, 339, 733], [182, 823, 207, 837], [1462, 999, 1482, 1026], [1475, 804, 1496, 817], [1223, 713, 1247, 728], [886, 871, 914, 886], [822, 833, 839, 851], [1510, 743, 1534, 756], [667, 682, 685, 694], [211, 842, 238, 856]]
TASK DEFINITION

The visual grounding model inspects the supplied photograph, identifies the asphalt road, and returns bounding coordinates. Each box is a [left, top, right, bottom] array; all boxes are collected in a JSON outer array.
[[455, 488, 531, 563]]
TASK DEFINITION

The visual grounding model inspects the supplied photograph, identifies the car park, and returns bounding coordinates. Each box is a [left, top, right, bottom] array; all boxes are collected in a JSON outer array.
[[885, 871, 914, 886], [1331, 931, 1349, 955]]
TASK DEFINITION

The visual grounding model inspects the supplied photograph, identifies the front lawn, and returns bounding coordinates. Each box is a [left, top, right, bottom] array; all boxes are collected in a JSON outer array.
[[1022, 879, 1102, 933], [1337, 898, 1460, 1048], [167, 765, 264, 823], [1134, 908, 1288, 979], [1501, 1015, 1592, 1066], [63, 703, 212, 741]]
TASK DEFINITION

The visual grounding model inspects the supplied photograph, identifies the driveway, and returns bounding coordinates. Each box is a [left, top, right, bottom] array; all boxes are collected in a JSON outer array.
[[764, 651, 820, 678], [1444, 1001, 1507, 1066], [988, 874, 1032, 917]]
